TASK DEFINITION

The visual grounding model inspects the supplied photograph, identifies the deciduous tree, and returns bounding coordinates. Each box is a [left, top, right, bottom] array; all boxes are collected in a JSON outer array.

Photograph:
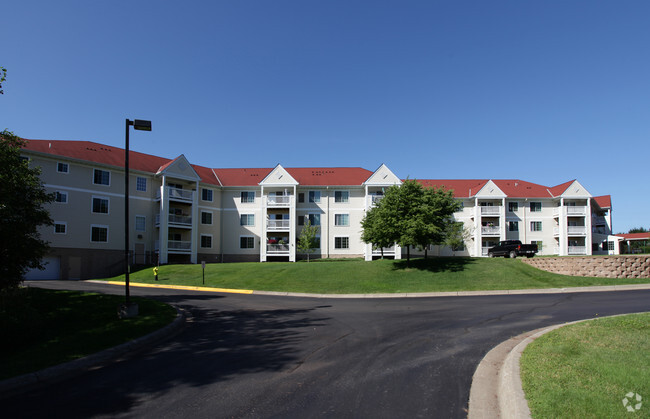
[[0, 130, 53, 289], [297, 219, 319, 262]]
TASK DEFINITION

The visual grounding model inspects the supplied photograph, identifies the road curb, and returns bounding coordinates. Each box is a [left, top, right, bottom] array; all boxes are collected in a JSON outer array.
[[91, 280, 650, 298], [468, 313, 648, 418], [0, 305, 186, 400]]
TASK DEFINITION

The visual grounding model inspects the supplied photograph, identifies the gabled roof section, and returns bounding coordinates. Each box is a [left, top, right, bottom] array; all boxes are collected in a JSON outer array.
[[259, 164, 299, 186], [364, 164, 402, 186], [475, 180, 506, 198], [287, 167, 373, 186], [555, 180, 592, 198], [156, 154, 201, 182], [416, 179, 488, 198], [548, 180, 575, 197], [616, 232, 650, 241]]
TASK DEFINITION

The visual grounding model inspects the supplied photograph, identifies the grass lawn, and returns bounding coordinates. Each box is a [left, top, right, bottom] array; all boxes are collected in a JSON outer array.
[[0, 287, 177, 380], [104, 257, 650, 294], [520, 313, 650, 418]]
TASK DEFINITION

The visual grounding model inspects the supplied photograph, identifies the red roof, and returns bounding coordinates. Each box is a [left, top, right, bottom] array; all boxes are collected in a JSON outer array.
[[593, 195, 612, 209], [616, 233, 650, 240], [287, 167, 373, 186], [416, 180, 488, 198], [416, 179, 566, 198], [212, 168, 273, 186], [548, 180, 575, 197]]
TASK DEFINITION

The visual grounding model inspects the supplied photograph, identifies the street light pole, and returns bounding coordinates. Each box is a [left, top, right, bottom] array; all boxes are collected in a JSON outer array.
[[122, 118, 151, 318]]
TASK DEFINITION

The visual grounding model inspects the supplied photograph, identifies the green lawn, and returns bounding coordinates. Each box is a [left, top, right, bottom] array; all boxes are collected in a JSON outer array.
[[521, 313, 650, 418], [105, 257, 650, 293], [0, 287, 177, 380]]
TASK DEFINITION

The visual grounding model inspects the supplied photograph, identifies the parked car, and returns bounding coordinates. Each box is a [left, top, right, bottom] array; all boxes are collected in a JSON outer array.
[[488, 240, 538, 258]]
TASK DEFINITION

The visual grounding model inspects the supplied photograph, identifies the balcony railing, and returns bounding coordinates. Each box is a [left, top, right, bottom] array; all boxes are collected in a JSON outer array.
[[267, 219, 290, 230], [155, 214, 192, 226], [482, 247, 491, 256], [568, 246, 587, 255], [157, 187, 193, 201], [480, 207, 500, 215], [267, 244, 290, 253], [372, 246, 395, 255], [267, 196, 291, 207], [169, 240, 192, 252], [481, 226, 500, 235], [567, 226, 587, 235], [566, 206, 587, 216]]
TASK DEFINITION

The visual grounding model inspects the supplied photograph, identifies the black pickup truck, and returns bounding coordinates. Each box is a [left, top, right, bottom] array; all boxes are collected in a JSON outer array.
[[487, 240, 538, 258]]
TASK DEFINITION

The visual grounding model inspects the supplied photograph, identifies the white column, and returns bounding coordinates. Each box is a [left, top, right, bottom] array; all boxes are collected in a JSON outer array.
[[260, 186, 266, 262], [586, 199, 593, 255], [159, 176, 169, 264], [290, 185, 296, 262], [190, 181, 199, 264]]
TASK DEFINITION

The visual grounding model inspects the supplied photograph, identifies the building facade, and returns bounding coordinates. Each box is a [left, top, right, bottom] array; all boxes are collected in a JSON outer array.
[[21, 140, 617, 279]]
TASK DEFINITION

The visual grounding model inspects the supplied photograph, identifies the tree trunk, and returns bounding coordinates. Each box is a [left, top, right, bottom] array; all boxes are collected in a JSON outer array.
[[424, 247, 428, 259], [406, 246, 410, 268]]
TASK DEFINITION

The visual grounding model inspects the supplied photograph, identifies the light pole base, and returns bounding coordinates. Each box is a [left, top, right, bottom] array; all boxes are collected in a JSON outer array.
[[117, 303, 139, 319]]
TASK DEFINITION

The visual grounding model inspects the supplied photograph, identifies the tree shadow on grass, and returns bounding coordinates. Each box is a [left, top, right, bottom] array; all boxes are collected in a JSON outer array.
[[391, 257, 477, 273]]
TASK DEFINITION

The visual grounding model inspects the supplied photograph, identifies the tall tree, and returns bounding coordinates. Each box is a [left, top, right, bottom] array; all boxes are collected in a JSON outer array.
[[444, 221, 472, 256], [297, 219, 319, 262], [361, 180, 460, 266], [0, 66, 6, 94], [0, 131, 54, 289]]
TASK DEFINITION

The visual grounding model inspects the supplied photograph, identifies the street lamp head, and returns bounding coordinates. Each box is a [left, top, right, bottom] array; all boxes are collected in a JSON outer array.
[[132, 119, 152, 131]]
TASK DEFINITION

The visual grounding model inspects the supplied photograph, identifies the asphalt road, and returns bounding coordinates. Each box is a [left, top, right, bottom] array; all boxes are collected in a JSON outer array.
[[5, 281, 649, 418]]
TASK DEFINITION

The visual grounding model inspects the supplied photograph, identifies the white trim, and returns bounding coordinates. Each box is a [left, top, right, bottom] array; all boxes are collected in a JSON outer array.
[[55, 190, 68, 204], [200, 234, 213, 249], [240, 190, 256, 203], [201, 210, 213, 225], [334, 213, 350, 226], [239, 235, 255, 249], [136, 176, 147, 192], [201, 187, 214, 202], [135, 215, 146, 232], [334, 190, 350, 203], [56, 162, 69, 174], [240, 213, 255, 226], [334, 236, 350, 249]]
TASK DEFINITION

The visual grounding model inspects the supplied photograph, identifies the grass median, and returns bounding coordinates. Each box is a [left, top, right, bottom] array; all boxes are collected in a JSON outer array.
[[0, 287, 177, 380], [520, 312, 650, 418], [105, 257, 649, 294]]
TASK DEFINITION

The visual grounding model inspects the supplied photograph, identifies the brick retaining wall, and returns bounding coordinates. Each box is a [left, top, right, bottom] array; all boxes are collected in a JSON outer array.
[[522, 255, 650, 279]]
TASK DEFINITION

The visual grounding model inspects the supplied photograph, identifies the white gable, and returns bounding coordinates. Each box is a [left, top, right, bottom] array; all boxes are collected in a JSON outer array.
[[364, 164, 402, 186], [475, 180, 506, 198], [259, 164, 298, 186], [157, 155, 201, 181], [560, 180, 592, 198]]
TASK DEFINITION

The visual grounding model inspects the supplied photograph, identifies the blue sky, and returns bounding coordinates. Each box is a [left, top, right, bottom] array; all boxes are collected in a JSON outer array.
[[2, 1, 648, 233]]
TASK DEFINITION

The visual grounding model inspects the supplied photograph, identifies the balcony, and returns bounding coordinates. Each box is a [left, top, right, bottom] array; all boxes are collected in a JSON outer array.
[[155, 214, 192, 227], [566, 206, 587, 216], [372, 246, 396, 256], [154, 240, 191, 253], [267, 219, 290, 231], [367, 195, 384, 207], [157, 187, 193, 202], [481, 226, 500, 236], [567, 226, 587, 236], [568, 246, 587, 255], [267, 195, 291, 207], [267, 244, 290, 254], [480, 206, 500, 215]]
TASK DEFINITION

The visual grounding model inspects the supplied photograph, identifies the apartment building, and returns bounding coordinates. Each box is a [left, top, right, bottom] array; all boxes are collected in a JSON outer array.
[[20, 139, 617, 280]]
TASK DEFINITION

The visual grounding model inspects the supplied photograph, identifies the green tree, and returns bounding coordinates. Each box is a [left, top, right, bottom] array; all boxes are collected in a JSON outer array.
[[361, 180, 460, 266], [444, 221, 472, 256], [0, 130, 54, 290], [297, 219, 319, 262], [0, 66, 6, 94]]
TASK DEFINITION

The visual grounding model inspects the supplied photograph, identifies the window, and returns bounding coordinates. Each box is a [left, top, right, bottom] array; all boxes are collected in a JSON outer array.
[[201, 211, 213, 225], [530, 221, 543, 232], [334, 237, 349, 249], [240, 214, 255, 226], [308, 214, 320, 226], [202, 188, 213, 202], [508, 202, 519, 212], [334, 191, 349, 203], [334, 214, 349, 226], [508, 221, 519, 232], [201, 235, 212, 248], [93, 169, 110, 185], [309, 191, 321, 203], [57, 162, 69, 173], [241, 191, 255, 203], [298, 193, 305, 203], [91, 225, 108, 242], [92, 197, 109, 214], [530, 202, 542, 212], [136, 177, 147, 192], [532, 240, 543, 251], [240, 236, 255, 249], [135, 216, 146, 232], [608, 241, 615, 251], [54, 222, 67, 234], [55, 191, 68, 203]]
